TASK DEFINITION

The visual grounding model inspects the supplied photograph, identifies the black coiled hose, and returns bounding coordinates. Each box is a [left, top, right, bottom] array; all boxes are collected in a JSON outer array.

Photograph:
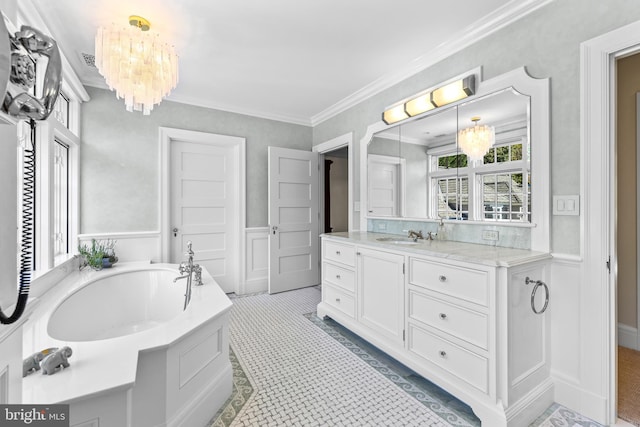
[[0, 120, 35, 324]]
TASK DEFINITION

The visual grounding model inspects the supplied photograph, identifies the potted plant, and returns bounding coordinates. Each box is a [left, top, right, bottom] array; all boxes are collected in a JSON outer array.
[[78, 239, 118, 270]]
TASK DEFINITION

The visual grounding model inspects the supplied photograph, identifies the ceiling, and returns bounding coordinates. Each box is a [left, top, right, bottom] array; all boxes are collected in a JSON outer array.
[[27, 0, 548, 126]]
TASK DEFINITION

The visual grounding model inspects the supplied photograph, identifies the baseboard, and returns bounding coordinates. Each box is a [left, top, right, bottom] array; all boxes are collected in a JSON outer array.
[[244, 278, 268, 294], [618, 323, 639, 350], [166, 363, 233, 427], [506, 378, 554, 426], [552, 372, 608, 425]]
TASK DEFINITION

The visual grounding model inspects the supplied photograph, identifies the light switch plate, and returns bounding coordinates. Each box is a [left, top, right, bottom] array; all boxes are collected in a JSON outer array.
[[553, 195, 580, 216]]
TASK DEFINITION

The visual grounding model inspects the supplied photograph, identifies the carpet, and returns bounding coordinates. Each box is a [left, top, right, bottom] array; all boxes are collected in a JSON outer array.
[[619, 346, 640, 426]]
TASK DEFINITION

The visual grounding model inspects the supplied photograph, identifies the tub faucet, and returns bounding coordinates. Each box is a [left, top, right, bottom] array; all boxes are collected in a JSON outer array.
[[174, 241, 201, 310]]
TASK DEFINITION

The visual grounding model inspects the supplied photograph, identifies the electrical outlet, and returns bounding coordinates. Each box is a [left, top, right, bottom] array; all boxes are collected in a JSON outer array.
[[482, 230, 499, 241], [377, 223, 387, 231]]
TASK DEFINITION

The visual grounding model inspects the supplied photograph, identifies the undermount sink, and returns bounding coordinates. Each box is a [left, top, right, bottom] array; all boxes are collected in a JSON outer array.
[[376, 237, 420, 245]]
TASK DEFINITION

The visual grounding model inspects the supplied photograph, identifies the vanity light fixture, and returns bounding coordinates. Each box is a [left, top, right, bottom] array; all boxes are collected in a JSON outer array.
[[95, 15, 179, 115], [457, 116, 495, 161], [381, 74, 476, 124], [382, 104, 409, 125], [404, 92, 435, 117], [430, 75, 475, 107]]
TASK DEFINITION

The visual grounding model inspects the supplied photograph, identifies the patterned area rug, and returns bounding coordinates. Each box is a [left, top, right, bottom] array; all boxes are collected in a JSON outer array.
[[618, 346, 640, 426]]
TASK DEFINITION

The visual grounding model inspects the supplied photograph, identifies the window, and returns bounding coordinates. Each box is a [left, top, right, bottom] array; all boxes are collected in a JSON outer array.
[[428, 131, 529, 222], [53, 92, 70, 129], [436, 177, 468, 219], [53, 140, 69, 258], [19, 89, 81, 274]]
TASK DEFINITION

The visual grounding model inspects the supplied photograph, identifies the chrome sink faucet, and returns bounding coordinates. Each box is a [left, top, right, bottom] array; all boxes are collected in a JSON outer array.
[[173, 241, 203, 310], [407, 230, 424, 241]]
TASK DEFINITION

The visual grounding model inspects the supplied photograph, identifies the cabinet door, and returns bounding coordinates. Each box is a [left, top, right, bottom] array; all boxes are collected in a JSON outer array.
[[357, 247, 405, 343]]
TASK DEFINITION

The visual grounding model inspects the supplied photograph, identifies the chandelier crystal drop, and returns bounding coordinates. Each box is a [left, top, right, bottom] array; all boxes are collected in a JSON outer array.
[[457, 116, 495, 161], [95, 16, 178, 115]]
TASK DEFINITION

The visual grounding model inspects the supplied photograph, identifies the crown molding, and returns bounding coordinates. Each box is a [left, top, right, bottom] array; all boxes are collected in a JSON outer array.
[[82, 83, 313, 127], [166, 94, 313, 126], [310, 0, 554, 127]]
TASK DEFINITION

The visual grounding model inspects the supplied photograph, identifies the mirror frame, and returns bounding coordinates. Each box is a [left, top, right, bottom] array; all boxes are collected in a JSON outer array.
[[359, 67, 550, 252]]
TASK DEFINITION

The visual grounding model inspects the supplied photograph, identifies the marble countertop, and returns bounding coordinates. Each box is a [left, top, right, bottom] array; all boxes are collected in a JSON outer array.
[[22, 262, 232, 405], [322, 232, 551, 267]]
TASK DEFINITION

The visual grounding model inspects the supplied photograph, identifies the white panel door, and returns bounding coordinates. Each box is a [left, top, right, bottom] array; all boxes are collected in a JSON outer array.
[[268, 147, 319, 294], [171, 140, 239, 293], [368, 155, 402, 216]]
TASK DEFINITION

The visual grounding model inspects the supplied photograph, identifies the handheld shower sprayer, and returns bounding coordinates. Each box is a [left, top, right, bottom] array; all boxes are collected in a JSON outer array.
[[0, 15, 63, 325]]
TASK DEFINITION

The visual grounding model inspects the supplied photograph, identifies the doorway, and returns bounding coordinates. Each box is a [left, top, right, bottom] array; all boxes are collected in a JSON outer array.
[[324, 146, 349, 233], [616, 53, 640, 426], [314, 132, 354, 233], [582, 19, 640, 426]]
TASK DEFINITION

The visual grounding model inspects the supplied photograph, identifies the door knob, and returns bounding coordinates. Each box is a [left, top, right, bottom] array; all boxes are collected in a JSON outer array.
[[173, 227, 179, 237]]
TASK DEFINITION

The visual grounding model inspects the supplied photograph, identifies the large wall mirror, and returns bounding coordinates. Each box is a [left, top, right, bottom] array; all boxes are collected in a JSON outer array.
[[360, 67, 550, 251]]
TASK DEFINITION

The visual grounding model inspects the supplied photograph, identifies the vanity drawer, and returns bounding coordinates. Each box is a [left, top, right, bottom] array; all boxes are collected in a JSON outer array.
[[408, 289, 488, 350], [408, 324, 488, 393], [323, 284, 355, 318], [323, 262, 355, 292], [409, 258, 489, 306], [323, 240, 356, 267]]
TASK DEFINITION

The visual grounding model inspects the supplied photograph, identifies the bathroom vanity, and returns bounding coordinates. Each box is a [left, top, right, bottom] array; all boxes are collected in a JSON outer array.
[[317, 232, 552, 427]]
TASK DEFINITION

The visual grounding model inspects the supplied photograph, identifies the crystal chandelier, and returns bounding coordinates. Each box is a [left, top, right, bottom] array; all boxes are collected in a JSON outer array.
[[458, 116, 495, 161], [95, 16, 178, 115]]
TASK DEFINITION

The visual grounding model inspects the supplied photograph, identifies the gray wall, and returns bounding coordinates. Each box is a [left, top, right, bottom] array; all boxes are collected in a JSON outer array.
[[312, 0, 640, 255], [81, 87, 312, 233]]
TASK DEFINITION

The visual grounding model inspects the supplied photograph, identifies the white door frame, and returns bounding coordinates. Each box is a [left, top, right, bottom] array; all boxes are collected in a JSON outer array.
[[581, 19, 640, 425], [313, 132, 354, 232], [159, 127, 246, 294]]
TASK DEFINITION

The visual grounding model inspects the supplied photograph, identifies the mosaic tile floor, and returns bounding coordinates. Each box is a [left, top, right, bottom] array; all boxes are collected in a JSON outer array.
[[207, 287, 604, 427]]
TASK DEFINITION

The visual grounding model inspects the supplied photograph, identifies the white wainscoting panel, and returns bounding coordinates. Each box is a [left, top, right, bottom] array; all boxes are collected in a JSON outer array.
[[0, 327, 23, 404], [549, 254, 585, 413], [78, 232, 161, 263], [244, 227, 269, 294], [0, 365, 7, 404]]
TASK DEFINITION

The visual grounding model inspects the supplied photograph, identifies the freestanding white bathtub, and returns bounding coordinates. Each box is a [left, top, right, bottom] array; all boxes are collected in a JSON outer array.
[[22, 263, 233, 427]]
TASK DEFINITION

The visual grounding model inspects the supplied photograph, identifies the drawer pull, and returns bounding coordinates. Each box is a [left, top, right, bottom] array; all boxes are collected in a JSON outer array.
[[439, 313, 447, 320], [336, 250, 341, 255], [336, 274, 341, 279], [439, 350, 447, 358], [335, 298, 341, 303], [439, 275, 447, 282]]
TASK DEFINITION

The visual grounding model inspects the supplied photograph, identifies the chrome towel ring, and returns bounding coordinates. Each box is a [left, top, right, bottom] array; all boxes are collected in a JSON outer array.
[[525, 276, 549, 314]]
